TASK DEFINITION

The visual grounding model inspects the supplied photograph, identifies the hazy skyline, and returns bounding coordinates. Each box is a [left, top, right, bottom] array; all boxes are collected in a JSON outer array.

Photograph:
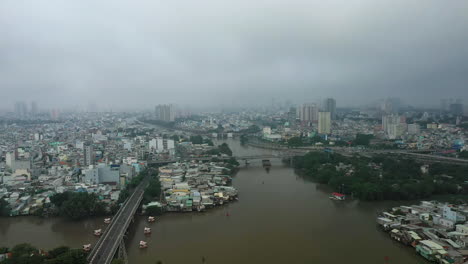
[[1, 0, 468, 110]]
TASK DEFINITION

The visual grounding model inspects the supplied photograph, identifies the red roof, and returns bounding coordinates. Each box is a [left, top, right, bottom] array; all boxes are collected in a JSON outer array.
[[332, 192, 345, 197]]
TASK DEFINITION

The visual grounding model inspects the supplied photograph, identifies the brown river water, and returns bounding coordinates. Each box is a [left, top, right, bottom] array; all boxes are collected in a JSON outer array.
[[0, 139, 427, 263]]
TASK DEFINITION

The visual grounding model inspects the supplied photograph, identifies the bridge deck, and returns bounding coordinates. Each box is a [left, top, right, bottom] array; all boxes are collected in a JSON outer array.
[[88, 178, 148, 264]]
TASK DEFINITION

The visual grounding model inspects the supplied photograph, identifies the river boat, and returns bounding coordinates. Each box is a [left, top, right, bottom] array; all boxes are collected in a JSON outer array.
[[139, 241, 148, 249], [148, 216, 156, 223], [144, 227, 151, 234], [83, 244, 91, 252], [93, 229, 102, 236], [262, 160, 271, 167], [104, 218, 111, 224], [329, 192, 345, 201]]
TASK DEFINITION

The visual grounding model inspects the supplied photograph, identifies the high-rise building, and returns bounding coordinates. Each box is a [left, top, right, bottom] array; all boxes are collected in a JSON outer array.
[[323, 98, 336, 120], [14, 101, 28, 117], [441, 99, 448, 112], [155, 104, 175, 122], [408, 124, 421, 135], [298, 103, 318, 123], [450, 103, 463, 116], [288, 107, 297, 123], [318, 112, 331, 134], [84, 145, 95, 166], [382, 114, 406, 139], [30, 101, 38, 115], [381, 98, 401, 114]]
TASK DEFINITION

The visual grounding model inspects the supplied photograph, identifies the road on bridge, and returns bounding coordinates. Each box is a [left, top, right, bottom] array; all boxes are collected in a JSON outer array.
[[88, 176, 149, 264]]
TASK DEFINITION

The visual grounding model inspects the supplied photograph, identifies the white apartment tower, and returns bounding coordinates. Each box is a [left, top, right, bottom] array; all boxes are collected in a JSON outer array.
[[318, 112, 331, 134]]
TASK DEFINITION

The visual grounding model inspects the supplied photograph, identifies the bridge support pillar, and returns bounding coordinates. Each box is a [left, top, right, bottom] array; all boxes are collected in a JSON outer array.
[[117, 238, 129, 264]]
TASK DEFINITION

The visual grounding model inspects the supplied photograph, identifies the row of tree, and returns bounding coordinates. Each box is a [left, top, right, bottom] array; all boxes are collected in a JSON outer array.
[[0, 244, 86, 264], [293, 152, 468, 201], [189, 135, 214, 146], [49, 192, 107, 220]]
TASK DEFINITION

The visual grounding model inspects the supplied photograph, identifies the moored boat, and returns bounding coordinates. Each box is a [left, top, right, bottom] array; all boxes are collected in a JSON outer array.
[[148, 216, 156, 223], [144, 227, 151, 234], [104, 218, 111, 224], [93, 229, 102, 236], [139, 241, 148, 248], [329, 192, 345, 201], [83, 244, 91, 252]]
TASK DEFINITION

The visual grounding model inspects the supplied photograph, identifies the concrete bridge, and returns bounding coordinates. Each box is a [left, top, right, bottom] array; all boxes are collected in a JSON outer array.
[[87, 177, 149, 264]]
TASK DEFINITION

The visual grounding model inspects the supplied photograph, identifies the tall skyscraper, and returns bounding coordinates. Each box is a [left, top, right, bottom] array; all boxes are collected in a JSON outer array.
[[84, 145, 95, 166], [155, 104, 175, 122], [14, 101, 28, 118], [441, 99, 448, 112], [30, 101, 38, 115], [298, 103, 318, 123], [323, 98, 336, 120], [450, 103, 463, 115], [318, 112, 331, 134], [382, 114, 406, 139]]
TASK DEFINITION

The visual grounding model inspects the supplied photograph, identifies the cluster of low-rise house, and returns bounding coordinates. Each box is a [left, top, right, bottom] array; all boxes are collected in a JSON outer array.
[[377, 201, 468, 263], [0, 113, 168, 216], [175, 113, 254, 134], [157, 161, 238, 212]]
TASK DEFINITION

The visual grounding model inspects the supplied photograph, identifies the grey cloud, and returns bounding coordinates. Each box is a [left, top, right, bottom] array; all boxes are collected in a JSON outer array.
[[1, 0, 468, 110]]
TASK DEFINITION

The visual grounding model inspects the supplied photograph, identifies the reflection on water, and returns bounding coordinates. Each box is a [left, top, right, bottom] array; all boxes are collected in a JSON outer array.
[[0, 139, 428, 263]]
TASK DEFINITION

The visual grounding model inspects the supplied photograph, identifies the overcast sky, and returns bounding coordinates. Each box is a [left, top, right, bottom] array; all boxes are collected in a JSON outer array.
[[1, 0, 468, 110]]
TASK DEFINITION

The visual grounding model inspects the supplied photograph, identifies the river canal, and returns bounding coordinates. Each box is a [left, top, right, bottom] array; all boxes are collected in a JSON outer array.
[[0, 139, 426, 263]]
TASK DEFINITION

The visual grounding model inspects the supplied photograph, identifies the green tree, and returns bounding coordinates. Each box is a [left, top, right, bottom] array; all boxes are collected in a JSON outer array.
[[146, 205, 163, 216], [44, 249, 87, 264], [218, 143, 233, 156], [353, 134, 373, 146], [47, 246, 70, 259], [287, 137, 303, 147], [145, 178, 162, 198], [0, 198, 11, 216], [59, 192, 106, 220], [189, 135, 203, 144], [50, 192, 71, 208]]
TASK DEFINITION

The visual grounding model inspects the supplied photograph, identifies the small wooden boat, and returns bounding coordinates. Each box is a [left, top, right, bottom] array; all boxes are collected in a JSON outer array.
[[139, 241, 148, 249], [83, 244, 92, 252], [329, 192, 346, 201], [93, 229, 102, 236], [147, 216, 156, 223], [144, 227, 151, 234], [104, 218, 111, 224]]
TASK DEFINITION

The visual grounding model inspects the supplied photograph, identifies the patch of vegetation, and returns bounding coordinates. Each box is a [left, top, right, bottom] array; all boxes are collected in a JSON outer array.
[[0, 243, 86, 264], [50, 192, 106, 220], [293, 152, 468, 201], [0, 198, 11, 216]]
